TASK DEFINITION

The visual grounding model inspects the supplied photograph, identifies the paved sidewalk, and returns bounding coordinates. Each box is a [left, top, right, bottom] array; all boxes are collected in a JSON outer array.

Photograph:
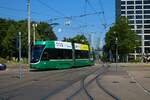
[[100, 66, 150, 100]]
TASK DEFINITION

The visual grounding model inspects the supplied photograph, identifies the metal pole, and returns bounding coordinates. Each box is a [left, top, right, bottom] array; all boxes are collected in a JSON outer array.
[[142, 29, 145, 63], [116, 37, 118, 72], [33, 24, 35, 44], [27, 0, 31, 66], [19, 32, 22, 80]]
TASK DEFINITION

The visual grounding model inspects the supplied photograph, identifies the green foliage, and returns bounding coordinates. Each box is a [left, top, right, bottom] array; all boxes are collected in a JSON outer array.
[[0, 57, 7, 63], [63, 34, 89, 44], [36, 22, 57, 40], [0, 18, 57, 59], [101, 52, 108, 62], [2, 24, 18, 59], [130, 58, 141, 63], [105, 17, 140, 56]]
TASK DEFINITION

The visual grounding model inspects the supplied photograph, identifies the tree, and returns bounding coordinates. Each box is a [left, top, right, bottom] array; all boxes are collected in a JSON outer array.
[[0, 18, 16, 57], [2, 24, 18, 59], [105, 17, 140, 62], [37, 22, 57, 41], [0, 18, 57, 59], [63, 34, 89, 44]]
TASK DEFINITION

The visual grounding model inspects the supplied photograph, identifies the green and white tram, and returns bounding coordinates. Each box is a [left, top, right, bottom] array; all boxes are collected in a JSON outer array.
[[30, 41, 94, 69]]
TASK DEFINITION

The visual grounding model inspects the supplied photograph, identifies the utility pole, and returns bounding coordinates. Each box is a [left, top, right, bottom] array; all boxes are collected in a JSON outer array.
[[32, 23, 37, 44], [18, 32, 23, 80], [142, 28, 145, 63], [116, 37, 118, 72], [27, 0, 31, 65]]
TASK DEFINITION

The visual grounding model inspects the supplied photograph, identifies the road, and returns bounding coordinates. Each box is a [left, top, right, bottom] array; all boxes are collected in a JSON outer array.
[[0, 63, 150, 100], [0, 64, 103, 100]]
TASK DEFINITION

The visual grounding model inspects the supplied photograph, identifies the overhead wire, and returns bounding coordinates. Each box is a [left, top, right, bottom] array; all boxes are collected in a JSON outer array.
[[0, 6, 52, 17], [36, 0, 66, 17], [86, 0, 107, 30], [48, 12, 101, 22], [84, 0, 88, 34], [98, 0, 107, 29]]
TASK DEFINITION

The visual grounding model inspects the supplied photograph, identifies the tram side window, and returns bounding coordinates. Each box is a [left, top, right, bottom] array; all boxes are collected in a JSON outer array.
[[57, 49, 72, 59], [75, 50, 89, 59], [41, 49, 51, 61], [41, 48, 72, 60], [62, 49, 72, 59]]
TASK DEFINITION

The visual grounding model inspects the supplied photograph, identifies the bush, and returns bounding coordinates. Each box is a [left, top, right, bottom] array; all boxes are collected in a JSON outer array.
[[130, 58, 141, 63], [0, 57, 7, 63]]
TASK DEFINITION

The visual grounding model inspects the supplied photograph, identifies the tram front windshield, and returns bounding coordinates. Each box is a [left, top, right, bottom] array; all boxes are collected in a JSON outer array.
[[31, 45, 45, 63]]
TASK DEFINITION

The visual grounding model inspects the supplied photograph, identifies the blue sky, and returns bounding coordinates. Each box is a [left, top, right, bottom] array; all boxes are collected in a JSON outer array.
[[0, 0, 115, 47]]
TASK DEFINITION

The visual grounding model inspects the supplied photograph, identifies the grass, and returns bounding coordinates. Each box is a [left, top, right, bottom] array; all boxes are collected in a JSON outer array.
[[0, 57, 28, 68], [0, 57, 7, 63]]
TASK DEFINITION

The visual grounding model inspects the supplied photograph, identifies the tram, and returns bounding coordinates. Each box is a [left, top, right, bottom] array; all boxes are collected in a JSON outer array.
[[30, 41, 94, 69]]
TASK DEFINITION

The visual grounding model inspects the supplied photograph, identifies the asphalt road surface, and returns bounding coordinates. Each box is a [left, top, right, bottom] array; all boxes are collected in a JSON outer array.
[[0, 64, 103, 100], [0, 63, 150, 100]]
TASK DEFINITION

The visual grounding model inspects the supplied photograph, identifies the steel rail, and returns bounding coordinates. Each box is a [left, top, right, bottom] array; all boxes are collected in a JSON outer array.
[[67, 64, 109, 100], [96, 75, 121, 100]]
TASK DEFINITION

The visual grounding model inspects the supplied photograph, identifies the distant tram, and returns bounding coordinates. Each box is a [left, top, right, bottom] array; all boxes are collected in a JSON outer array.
[[30, 41, 94, 69]]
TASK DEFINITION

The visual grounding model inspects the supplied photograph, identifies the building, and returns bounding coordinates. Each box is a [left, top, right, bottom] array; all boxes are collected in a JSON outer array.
[[116, 0, 150, 60]]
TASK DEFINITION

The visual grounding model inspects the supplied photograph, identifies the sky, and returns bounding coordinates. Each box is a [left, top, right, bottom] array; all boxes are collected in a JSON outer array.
[[0, 0, 115, 48]]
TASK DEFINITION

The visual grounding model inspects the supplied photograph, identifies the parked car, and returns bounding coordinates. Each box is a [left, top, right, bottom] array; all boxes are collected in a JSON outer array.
[[0, 64, 6, 70]]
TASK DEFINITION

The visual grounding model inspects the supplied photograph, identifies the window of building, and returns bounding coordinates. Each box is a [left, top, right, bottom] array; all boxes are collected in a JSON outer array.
[[130, 25, 134, 28], [136, 20, 142, 24], [136, 10, 142, 14], [127, 1, 134, 4], [144, 15, 150, 19], [136, 25, 142, 29], [144, 25, 150, 28], [144, 10, 150, 14], [127, 6, 134, 9], [144, 20, 150, 24], [135, 1, 142, 4], [129, 20, 134, 24], [145, 48, 150, 53], [145, 30, 150, 34], [127, 15, 134, 19], [145, 41, 150, 46], [136, 6, 142, 9], [144, 35, 150, 40], [121, 11, 125, 14], [127, 11, 134, 14], [144, 5, 150, 9], [136, 30, 142, 34], [121, 6, 125, 9], [121, 1, 125, 5], [144, 1, 150, 4], [136, 15, 142, 19]]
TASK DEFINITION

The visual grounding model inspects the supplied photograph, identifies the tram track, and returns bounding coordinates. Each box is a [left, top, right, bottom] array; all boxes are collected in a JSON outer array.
[[66, 63, 121, 100], [66, 64, 111, 100], [95, 75, 120, 100], [0, 66, 93, 90], [40, 65, 102, 100], [0, 65, 100, 99]]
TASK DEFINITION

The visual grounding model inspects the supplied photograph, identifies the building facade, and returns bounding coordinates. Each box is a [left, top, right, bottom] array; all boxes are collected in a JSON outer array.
[[116, 0, 150, 60]]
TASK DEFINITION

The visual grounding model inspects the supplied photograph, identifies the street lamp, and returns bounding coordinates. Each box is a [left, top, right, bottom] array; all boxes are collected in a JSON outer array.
[[116, 37, 118, 72], [113, 31, 118, 72], [32, 23, 37, 44], [27, 0, 31, 65]]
